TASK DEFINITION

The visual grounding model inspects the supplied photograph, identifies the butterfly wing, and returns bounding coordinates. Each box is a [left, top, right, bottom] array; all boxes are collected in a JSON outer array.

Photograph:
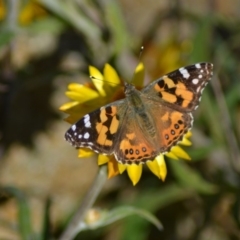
[[145, 103, 193, 154], [114, 62, 213, 164], [142, 62, 213, 111], [113, 107, 159, 164], [65, 62, 213, 165], [65, 100, 126, 155], [113, 98, 193, 164]]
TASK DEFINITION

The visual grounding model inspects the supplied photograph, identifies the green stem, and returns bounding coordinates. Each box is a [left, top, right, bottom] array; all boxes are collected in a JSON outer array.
[[6, 0, 19, 31], [58, 164, 108, 240]]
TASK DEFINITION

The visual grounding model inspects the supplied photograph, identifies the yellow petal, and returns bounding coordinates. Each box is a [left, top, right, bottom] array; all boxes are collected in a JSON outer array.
[[68, 83, 99, 96], [78, 148, 94, 158], [118, 163, 127, 174], [158, 44, 181, 73], [127, 164, 142, 186], [98, 155, 110, 165], [146, 159, 161, 178], [171, 146, 191, 160], [68, 83, 85, 91], [132, 62, 145, 87], [19, 1, 47, 25], [179, 137, 192, 146], [60, 101, 87, 122], [61, 101, 102, 124], [108, 157, 120, 178], [65, 84, 99, 102], [165, 151, 179, 160], [184, 131, 192, 138], [59, 101, 79, 111], [89, 66, 106, 96], [19, 3, 34, 25], [147, 155, 167, 181], [0, 1, 6, 20], [103, 63, 121, 87]]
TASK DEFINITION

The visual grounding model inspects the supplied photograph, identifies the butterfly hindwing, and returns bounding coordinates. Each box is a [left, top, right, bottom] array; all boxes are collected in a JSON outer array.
[[144, 103, 193, 153], [113, 107, 159, 164]]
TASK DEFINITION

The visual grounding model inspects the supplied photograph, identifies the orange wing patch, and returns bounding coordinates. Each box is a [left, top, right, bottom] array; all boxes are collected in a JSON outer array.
[[96, 106, 120, 147], [159, 91, 177, 103], [161, 111, 191, 148], [118, 132, 157, 164], [154, 76, 195, 109]]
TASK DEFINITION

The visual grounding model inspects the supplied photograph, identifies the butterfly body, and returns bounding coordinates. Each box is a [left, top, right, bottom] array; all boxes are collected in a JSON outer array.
[[65, 63, 213, 164], [124, 83, 157, 139]]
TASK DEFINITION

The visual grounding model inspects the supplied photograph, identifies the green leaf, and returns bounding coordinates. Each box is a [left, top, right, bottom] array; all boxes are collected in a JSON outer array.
[[40, 198, 52, 240], [120, 184, 195, 240], [3, 187, 34, 240], [196, 88, 225, 144], [169, 160, 218, 194], [103, 0, 131, 54], [80, 206, 162, 232], [39, 0, 107, 58], [226, 84, 240, 109], [187, 145, 216, 161], [190, 17, 213, 61], [0, 29, 15, 47], [26, 17, 66, 34]]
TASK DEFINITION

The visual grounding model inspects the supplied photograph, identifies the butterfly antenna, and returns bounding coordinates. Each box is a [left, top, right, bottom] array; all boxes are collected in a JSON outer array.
[[139, 46, 144, 60], [129, 46, 145, 85], [89, 76, 122, 87]]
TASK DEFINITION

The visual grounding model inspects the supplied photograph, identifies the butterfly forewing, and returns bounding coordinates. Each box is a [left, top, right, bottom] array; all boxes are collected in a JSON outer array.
[[65, 100, 125, 154], [142, 62, 213, 112]]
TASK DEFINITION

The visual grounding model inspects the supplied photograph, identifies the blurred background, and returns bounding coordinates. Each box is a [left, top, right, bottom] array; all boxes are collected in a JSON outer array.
[[0, 0, 240, 239]]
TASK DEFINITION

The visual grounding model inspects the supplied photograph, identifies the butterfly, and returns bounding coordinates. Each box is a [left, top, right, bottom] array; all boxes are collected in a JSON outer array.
[[65, 63, 213, 165]]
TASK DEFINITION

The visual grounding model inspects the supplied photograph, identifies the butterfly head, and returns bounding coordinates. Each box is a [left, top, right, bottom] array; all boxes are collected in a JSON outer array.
[[124, 82, 138, 97]]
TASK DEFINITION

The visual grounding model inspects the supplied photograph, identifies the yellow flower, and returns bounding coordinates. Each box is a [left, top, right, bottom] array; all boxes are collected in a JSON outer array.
[[60, 63, 192, 185], [0, 0, 47, 25], [19, 0, 47, 25], [0, 0, 5, 20]]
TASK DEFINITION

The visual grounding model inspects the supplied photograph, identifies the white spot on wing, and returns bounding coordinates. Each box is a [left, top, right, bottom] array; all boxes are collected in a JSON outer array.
[[192, 78, 199, 84], [84, 114, 91, 128], [179, 67, 190, 79], [84, 132, 90, 139], [84, 114, 90, 121], [71, 125, 76, 131], [196, 86, 201, 92]]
